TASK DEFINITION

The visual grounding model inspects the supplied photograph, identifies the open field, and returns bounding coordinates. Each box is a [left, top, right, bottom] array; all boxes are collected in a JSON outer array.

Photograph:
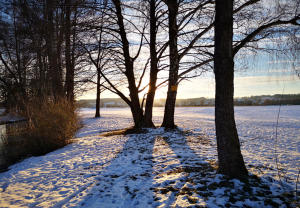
[[0, 106, 299, 207]]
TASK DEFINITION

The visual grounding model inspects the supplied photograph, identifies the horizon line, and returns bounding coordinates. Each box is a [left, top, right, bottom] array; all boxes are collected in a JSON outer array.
[[78, 92, 300, 101]]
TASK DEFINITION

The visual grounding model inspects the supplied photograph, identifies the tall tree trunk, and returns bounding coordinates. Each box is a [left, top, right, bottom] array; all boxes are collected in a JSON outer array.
[[95, 71, 101, 118], [57, 8, 64, 98], [46, 0, 63, 99], [56, 20, 64, 97], [112, 0, 144, 128], [161, 0, 179, 129], [65, 0, 74, 102], [144, 0, 158, 128], [214, 0, 248, 178]]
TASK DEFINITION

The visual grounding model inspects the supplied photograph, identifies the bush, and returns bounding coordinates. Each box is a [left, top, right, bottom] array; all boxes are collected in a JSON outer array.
[[22, 99, 79, 155], [0, 99, 79, 171]]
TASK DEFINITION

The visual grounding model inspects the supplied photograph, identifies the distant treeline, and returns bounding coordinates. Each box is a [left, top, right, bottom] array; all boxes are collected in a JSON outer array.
[[77, 94, 300, 108], [233, 94, 300, 106]]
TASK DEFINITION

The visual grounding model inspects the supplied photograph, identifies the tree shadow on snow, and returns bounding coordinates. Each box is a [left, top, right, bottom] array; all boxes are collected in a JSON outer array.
[[151, 131, 217, 207], [74, 132, 157, 207], [65, 127, 297, 208]]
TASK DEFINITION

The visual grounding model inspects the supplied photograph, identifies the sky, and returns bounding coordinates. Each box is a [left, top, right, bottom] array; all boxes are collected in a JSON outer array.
[[77, 0, 300, 101], [79, 53, 300, 100]]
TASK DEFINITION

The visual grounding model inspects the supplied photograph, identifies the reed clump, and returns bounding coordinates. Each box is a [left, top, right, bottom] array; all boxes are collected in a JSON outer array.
[[23, 99, 79, 155], [1, 99, 79, 171]]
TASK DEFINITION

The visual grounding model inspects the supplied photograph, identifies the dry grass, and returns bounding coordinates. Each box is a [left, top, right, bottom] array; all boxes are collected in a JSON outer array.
[[100, 127, 148, 137], [0, 99, 79, 171], [3, 99, 79, 156], [21, 99, 79, 155]]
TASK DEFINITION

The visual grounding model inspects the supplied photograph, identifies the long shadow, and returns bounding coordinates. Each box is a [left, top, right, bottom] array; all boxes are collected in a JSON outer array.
[[157, 130, 297, 207], [150, 130, 216, 207], [163, 131, 216, 173], [0, 126, 136, 207], [3, 120, 293, 207], [74, 128, 216, 208], [73, 132, 157, 208]]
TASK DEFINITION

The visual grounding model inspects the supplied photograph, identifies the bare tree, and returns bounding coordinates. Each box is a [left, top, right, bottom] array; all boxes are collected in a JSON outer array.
[[214, 0, 299, 177], [161, 0, 179, 128], [81, 0, 159, 128], [79, 0, 111, 117], [0, 0, 90, 109], [0, 0, 35, 110], [214, 0, 248, 178], [161, 0, 214, 128], [143, 0, 169, 127]]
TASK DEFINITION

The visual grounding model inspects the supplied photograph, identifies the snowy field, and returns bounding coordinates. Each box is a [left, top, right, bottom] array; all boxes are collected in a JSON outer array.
[[0, 106, 299, 207]]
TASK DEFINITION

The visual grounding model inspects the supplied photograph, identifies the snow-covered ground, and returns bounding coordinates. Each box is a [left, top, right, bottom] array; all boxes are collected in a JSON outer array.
[[0, 106, 299, 207]]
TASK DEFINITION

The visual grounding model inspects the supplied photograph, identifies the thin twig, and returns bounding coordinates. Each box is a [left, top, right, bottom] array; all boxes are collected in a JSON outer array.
[[274, 85, 285, 186]]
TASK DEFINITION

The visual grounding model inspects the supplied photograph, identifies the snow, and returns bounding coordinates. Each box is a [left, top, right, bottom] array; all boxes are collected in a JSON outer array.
[[173, 106, 300, 184], [0, 106, 299, 207]]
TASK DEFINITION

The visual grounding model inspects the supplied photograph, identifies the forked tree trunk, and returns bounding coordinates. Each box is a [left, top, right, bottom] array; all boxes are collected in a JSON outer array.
[[161, 0, 179, 129], [214, 0, 248, 178], [144, 0, 158, 128], [95, 71, 101, 118], [112, 0, 144, 128]]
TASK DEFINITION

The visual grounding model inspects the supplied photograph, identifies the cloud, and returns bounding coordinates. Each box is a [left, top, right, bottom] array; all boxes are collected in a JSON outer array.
[[267, 60, 300, 64], [235, 74, 299, 84]]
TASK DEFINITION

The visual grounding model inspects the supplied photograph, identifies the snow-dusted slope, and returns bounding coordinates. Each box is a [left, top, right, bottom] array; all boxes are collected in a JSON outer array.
[[0, 106, 299, 207]]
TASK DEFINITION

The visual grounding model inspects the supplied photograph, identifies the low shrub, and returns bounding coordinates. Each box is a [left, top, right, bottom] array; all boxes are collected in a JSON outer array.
[[22, 99, 79, 155], [1, 98, 79, 168]]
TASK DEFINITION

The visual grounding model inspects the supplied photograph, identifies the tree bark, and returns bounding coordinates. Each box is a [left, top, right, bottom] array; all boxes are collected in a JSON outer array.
[[161, 0, 179, 129], [214, 0, 248, 178], [95, 71, 101, 118], [144, 0, 158, 128]]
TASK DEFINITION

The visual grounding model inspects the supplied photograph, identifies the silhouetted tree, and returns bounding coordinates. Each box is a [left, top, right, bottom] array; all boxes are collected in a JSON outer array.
[[162, 0, 214, 128], [79, 0, 110, 118], [214, 0, 299, 177], [144, 0, 167, 127], [214, 0, 248, 177]]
